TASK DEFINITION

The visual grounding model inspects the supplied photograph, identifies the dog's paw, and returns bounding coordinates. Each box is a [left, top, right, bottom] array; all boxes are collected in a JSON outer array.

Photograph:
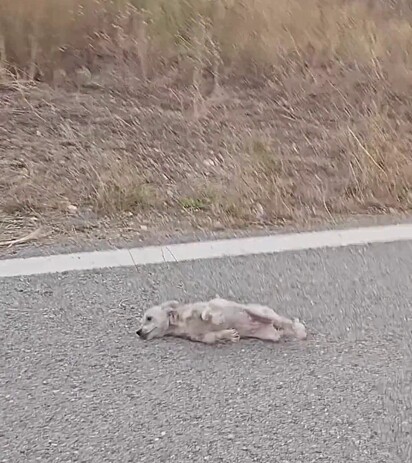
[[201, 309, 225, 325], [200, 310, 210, 321], [292, 318, 307, 340], [226, 328, 240, 343]]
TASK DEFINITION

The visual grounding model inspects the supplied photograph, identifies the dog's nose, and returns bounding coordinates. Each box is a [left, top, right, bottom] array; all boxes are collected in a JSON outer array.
[[136, 329, 147, 339]]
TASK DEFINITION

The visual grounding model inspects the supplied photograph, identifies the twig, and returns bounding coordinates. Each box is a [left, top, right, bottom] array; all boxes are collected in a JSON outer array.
[[0, 228, 45, 248], [348, 127, 387, 175]]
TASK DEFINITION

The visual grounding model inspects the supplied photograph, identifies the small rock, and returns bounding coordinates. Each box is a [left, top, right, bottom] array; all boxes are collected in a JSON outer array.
[[75, 66, 92, 87], [213, 221, 224, 231], [203, 158, 215, 167], [255, 203, 266, 221], [53, 68, 67, 87], [67, 204, 78, 214], [140, 225, 148, 231]]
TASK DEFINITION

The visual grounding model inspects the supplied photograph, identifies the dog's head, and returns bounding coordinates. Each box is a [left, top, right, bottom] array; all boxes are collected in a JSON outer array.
[[136, 300, 180, 340]]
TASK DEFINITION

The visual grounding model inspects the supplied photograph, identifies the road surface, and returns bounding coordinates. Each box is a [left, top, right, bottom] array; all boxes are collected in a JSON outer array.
[[1, 238, 411, 462]]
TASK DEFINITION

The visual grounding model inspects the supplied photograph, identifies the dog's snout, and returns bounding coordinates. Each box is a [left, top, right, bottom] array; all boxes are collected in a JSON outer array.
[[136, 328, 146, 339]]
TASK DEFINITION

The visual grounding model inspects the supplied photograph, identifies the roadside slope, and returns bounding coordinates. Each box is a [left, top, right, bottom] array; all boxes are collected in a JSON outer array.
[[1, 0, 411, 247]]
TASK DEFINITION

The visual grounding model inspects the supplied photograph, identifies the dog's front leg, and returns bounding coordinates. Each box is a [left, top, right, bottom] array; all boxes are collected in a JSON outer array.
[[189, 329, 240, 344], [200, 308, 225, 326]]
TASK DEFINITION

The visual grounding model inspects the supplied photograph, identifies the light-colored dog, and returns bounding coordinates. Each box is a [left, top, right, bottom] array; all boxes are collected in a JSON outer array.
[[136, 297, 307, 344]]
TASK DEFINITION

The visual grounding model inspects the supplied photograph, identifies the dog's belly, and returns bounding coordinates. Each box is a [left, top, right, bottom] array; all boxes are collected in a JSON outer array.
[[224, 312, 265, 337]]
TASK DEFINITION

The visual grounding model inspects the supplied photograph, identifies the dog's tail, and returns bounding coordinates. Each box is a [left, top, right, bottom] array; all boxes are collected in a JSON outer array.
[[292, 318, 307, 340]]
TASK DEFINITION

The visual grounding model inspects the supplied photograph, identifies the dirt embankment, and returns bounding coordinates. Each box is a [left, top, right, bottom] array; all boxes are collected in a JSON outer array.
[[1, 0, 411, 248]]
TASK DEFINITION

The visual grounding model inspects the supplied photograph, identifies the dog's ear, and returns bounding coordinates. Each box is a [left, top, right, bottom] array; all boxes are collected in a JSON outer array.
[[165, 306, 179, 325], [168, 309, 179, 325], [160, 300, 180, 325]]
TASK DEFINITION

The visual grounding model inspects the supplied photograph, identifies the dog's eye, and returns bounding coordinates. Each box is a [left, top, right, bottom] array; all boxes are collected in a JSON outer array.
[[146, 316, 152, 322]]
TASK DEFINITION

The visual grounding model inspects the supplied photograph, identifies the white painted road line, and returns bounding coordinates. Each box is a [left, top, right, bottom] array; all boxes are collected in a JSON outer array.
[[0, 223, 411, 278]]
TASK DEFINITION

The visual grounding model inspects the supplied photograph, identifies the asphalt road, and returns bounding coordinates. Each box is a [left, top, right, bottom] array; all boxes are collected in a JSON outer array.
[[1, 241, 411, 462]]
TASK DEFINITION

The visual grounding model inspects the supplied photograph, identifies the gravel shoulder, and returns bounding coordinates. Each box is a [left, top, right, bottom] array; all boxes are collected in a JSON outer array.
[[1, 213, 411, 260]]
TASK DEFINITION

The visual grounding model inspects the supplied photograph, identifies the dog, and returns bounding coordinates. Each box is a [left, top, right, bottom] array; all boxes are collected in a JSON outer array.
[[136, 297, 307, 344]]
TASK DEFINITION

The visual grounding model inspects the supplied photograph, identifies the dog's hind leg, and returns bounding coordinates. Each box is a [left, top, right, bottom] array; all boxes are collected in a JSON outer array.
[[245, 304, 307, 340], [249, 325, 283, 343]]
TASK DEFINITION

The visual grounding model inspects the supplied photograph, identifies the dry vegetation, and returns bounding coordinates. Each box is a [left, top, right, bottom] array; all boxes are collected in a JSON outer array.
[[1, 0, 411, 245]]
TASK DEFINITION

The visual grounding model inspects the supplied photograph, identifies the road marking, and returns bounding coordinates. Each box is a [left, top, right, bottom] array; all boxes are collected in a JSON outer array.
[[0, 223, 411, 278]]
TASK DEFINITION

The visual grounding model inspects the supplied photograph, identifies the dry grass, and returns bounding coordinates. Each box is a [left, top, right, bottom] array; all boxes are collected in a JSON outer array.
[[0, 0, 411, 243], [2, 0, 412, 78]]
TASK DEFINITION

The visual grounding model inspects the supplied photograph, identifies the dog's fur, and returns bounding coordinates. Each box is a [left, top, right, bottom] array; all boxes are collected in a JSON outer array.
[[136, 297, 307, 344]]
